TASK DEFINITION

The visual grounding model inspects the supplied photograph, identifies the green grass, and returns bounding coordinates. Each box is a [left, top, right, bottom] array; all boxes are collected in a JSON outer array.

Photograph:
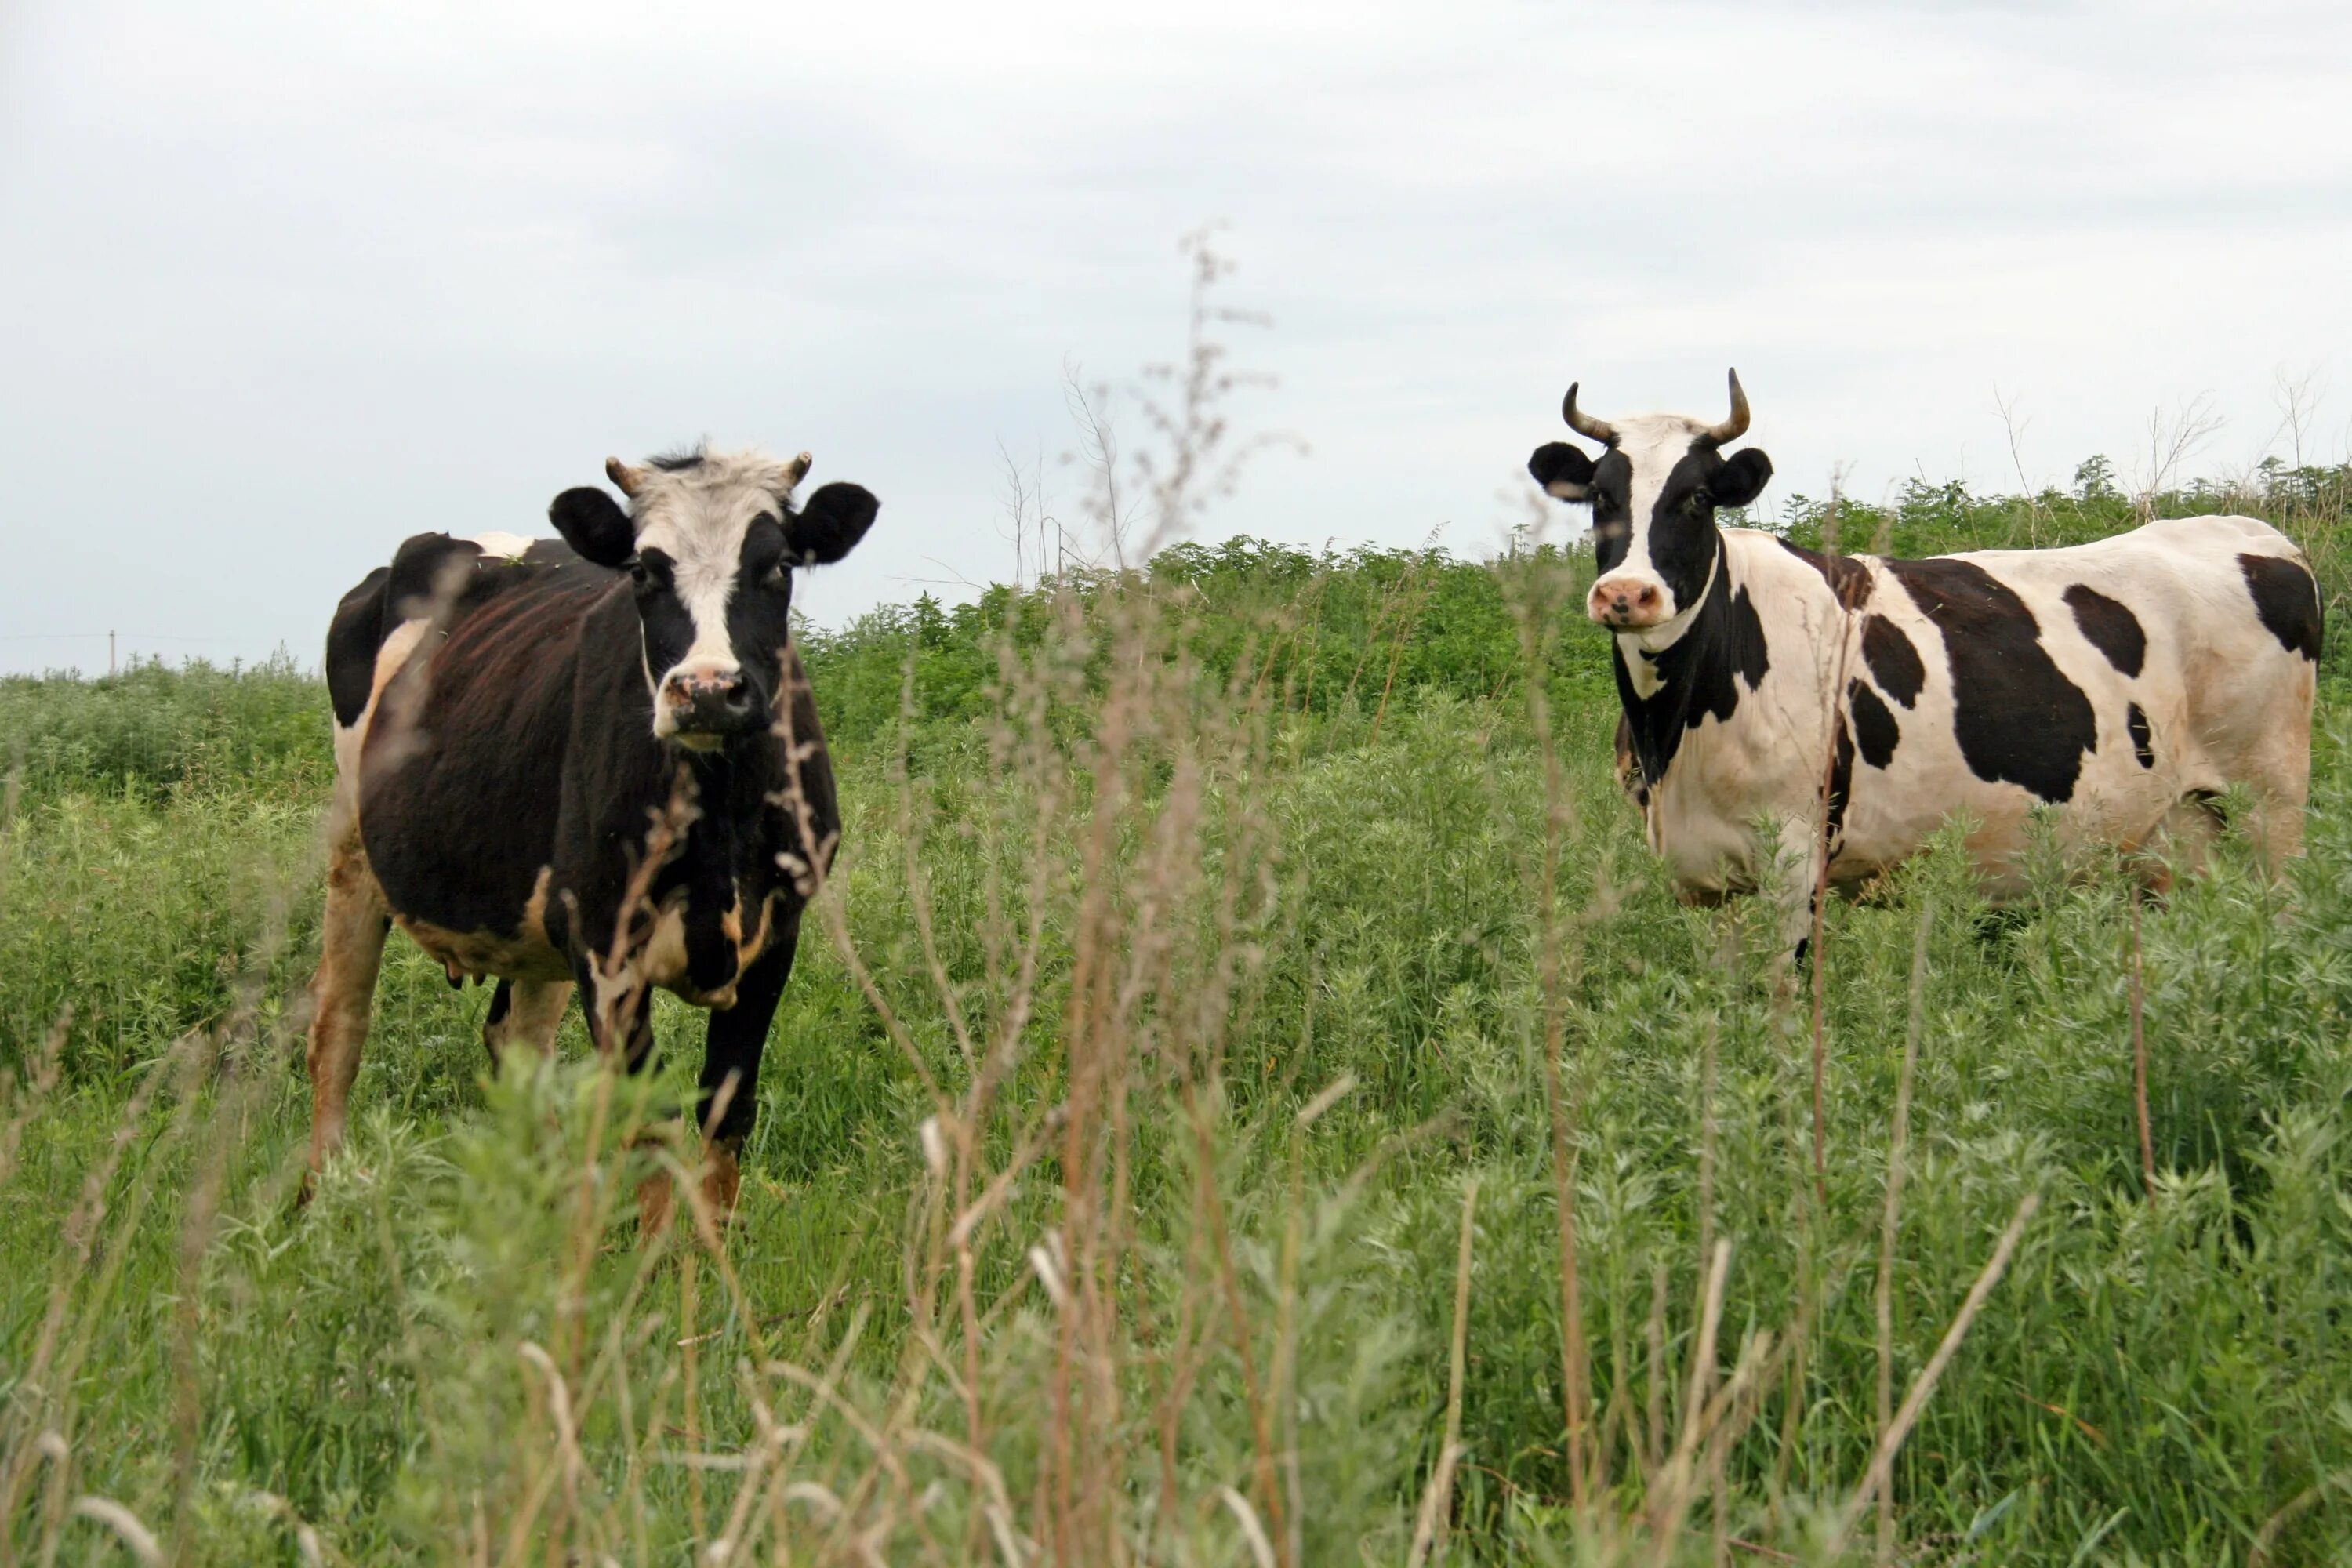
[[3, 465, 2351, 1565]]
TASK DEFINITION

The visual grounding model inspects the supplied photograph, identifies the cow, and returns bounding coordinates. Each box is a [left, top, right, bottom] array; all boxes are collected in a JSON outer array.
[[305, 445, 878, 1221], [1527, 372, 2320, 949]]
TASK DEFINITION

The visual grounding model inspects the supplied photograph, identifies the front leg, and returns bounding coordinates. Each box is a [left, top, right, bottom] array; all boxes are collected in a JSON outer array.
[[691, 913, 802, 1221], [1758, 812, 1822, 967], [574, 953, 657, 1070]]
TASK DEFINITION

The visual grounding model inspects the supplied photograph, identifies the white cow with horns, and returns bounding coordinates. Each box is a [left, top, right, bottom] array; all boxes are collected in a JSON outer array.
[[1527, 371, 2321, 947]]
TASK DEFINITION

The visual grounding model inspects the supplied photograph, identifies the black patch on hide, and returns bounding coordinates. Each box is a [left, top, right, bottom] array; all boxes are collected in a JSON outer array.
[[1776, 538, 1873, 608], [2063, 584, 2147, 677], [1611, 543, 1771, 793], [2238, 553, 2323, 662], [1849, 679, 1900, 769], [1860, 615, 1926, 709], [1884, 557, 2096, 803]]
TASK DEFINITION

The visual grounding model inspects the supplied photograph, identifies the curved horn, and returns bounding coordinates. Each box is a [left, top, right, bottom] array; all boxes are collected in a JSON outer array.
[[1561, 383, 1618, 445], [1700, 368, 1751, 445], [605, 456, 649, 497]]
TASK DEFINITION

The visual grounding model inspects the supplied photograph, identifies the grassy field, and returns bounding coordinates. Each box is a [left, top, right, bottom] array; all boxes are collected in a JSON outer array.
[[5, 457, 2352, 1565]]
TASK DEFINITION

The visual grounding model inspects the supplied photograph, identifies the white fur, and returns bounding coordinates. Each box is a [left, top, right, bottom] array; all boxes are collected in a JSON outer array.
[[465, 531, 534, 561], [623, 448, 807, 739], [1589, 412, 1715, 623], [1635, 517, 2315, 946]]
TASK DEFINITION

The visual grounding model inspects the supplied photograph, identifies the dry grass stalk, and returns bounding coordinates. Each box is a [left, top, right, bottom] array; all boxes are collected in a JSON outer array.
[[1504, 539, 1597, 1511], [1806, 471, 1865, 1214], [2129, 893, 2156, 1203], [1407, 1177, 1480, 1568], [1831, 1192, 2042, 1555], [1875, 900, 1933, 1564]]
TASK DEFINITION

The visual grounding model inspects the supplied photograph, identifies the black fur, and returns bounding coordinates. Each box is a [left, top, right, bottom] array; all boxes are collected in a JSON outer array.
[[1708, 448, 1773, 507], [2063, 584, 2147, 677], [347, 468, 876, 1156], [1848, 679, 1900, 769], [1776, 539, 1872, 609], [1860, 615, 1926, 708], [361, 542, 611, 946], [550, 487, 635, 569], [2126, 702, 2155, 768], [1613, 713, 1649, 808], [1613, 543, 1771, 792], [325, 567, 390, 728], [2238, 553, 2323, 662], [1582, 440, 1773, 615], [1886, 557, 2096, 803], [1825, 717, 1855, 846], [1526, 442, 1595, 499], [786, 482, 880, 566]]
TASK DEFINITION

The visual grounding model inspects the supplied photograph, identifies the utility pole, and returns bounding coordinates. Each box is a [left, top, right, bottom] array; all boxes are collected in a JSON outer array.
[[109, 630, 116, 677]]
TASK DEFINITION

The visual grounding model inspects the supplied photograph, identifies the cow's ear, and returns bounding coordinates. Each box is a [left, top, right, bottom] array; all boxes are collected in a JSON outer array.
[[785, 482, 879, 565], [1529, 442, 1596, 501], [550, 487, 636, 568], [1709, 448, 1773, 508]]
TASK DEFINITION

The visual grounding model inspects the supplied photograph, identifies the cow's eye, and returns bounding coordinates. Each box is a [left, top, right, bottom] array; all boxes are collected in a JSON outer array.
[[626, 560, 650, 589], [765, 561, 791, 590]]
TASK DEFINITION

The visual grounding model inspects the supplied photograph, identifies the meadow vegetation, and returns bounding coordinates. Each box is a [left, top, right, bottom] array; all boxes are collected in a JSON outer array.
[[5, 347, 2352, 1561]]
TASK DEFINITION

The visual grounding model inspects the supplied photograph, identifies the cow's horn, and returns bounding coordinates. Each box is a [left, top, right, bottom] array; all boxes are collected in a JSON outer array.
[[605, 456, 648, 496], [1562, 383, 1618, 445], [782, 451, 812, 488], [1700, 369, 1751, 445]]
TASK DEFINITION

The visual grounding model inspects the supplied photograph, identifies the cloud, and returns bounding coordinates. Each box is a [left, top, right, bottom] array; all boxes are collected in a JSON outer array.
[[0, 0, 2346, 670]]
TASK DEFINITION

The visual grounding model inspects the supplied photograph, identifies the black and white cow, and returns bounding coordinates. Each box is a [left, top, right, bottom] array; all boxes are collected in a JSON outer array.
[[306, 446, 878, 1218], [1528, 372, 2320, 944]]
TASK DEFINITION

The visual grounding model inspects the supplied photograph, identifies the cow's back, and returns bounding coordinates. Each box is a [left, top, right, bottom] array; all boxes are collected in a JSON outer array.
[[1825, 515, 2318, 888], [1949, 515, 2318, 809], [333, 535, 616, 977]]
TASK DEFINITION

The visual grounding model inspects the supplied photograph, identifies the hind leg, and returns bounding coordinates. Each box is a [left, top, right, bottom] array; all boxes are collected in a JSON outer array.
[[2244, 775, 2308, 877], [481, 978, 575, 1069], [305, 839, 390, 1183], [2143, 793, 2226, 890]]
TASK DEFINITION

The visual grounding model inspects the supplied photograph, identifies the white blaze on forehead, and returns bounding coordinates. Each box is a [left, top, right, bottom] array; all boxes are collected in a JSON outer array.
[[626, 447, 808, 678], [1602, 412, 1715, 607]]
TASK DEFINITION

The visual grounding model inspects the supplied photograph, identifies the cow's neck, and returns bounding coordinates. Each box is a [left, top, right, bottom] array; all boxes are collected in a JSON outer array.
[[1610, 530, 1768, 793]]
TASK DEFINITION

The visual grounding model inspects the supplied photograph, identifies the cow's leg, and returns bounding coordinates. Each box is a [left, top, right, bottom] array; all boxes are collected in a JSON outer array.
[[481, 978, 575, 1069], [691, 914, 801, 1225], [2241, 762, 2310, 879], [575, 958, 658, 1069], [574, 956, 682, 1232], [305, 840, 390, 1186], [1764, 816, 1821, 967], [2146, 793, 2224, 887]]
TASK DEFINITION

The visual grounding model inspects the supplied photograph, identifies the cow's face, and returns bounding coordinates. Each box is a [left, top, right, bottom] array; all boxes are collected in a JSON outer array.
[[1528, 372, 1773, 633], [548, 447, 878, 748]]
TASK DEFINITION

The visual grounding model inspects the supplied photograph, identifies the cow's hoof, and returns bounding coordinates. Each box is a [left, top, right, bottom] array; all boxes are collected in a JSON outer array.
[[702, 1145, 742, 1220], [637, 1149, 742, 1242], [637, 1167, 677, 1239]]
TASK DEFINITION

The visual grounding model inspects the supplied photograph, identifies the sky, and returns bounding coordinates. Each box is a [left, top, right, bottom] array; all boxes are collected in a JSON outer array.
[[2, 0, 2348, 673]]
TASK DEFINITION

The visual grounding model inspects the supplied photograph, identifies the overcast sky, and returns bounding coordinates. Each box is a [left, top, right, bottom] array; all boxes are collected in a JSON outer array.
[[3, 0, 2347, 673]]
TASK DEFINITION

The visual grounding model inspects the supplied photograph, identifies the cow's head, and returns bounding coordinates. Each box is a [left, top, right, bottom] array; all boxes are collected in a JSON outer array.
[[547, 446, 878, 749], [1528, 370, 1773, 633]]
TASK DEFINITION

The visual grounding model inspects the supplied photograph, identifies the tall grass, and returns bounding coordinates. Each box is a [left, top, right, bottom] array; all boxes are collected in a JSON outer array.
[[5, 274, 2352, 1559]]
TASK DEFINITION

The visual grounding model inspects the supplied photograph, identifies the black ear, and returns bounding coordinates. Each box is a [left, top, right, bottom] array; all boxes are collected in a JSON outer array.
[[550, 487, 635, 568], [785, 482, 879, 565], [1709, 448, 1773, 508], [1529, 442, 1596, 501]]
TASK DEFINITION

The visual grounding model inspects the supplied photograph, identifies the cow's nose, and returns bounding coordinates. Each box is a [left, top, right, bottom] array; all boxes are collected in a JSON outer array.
[[1588, 579, 1664, 626], [663, 669, 753, 732]]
